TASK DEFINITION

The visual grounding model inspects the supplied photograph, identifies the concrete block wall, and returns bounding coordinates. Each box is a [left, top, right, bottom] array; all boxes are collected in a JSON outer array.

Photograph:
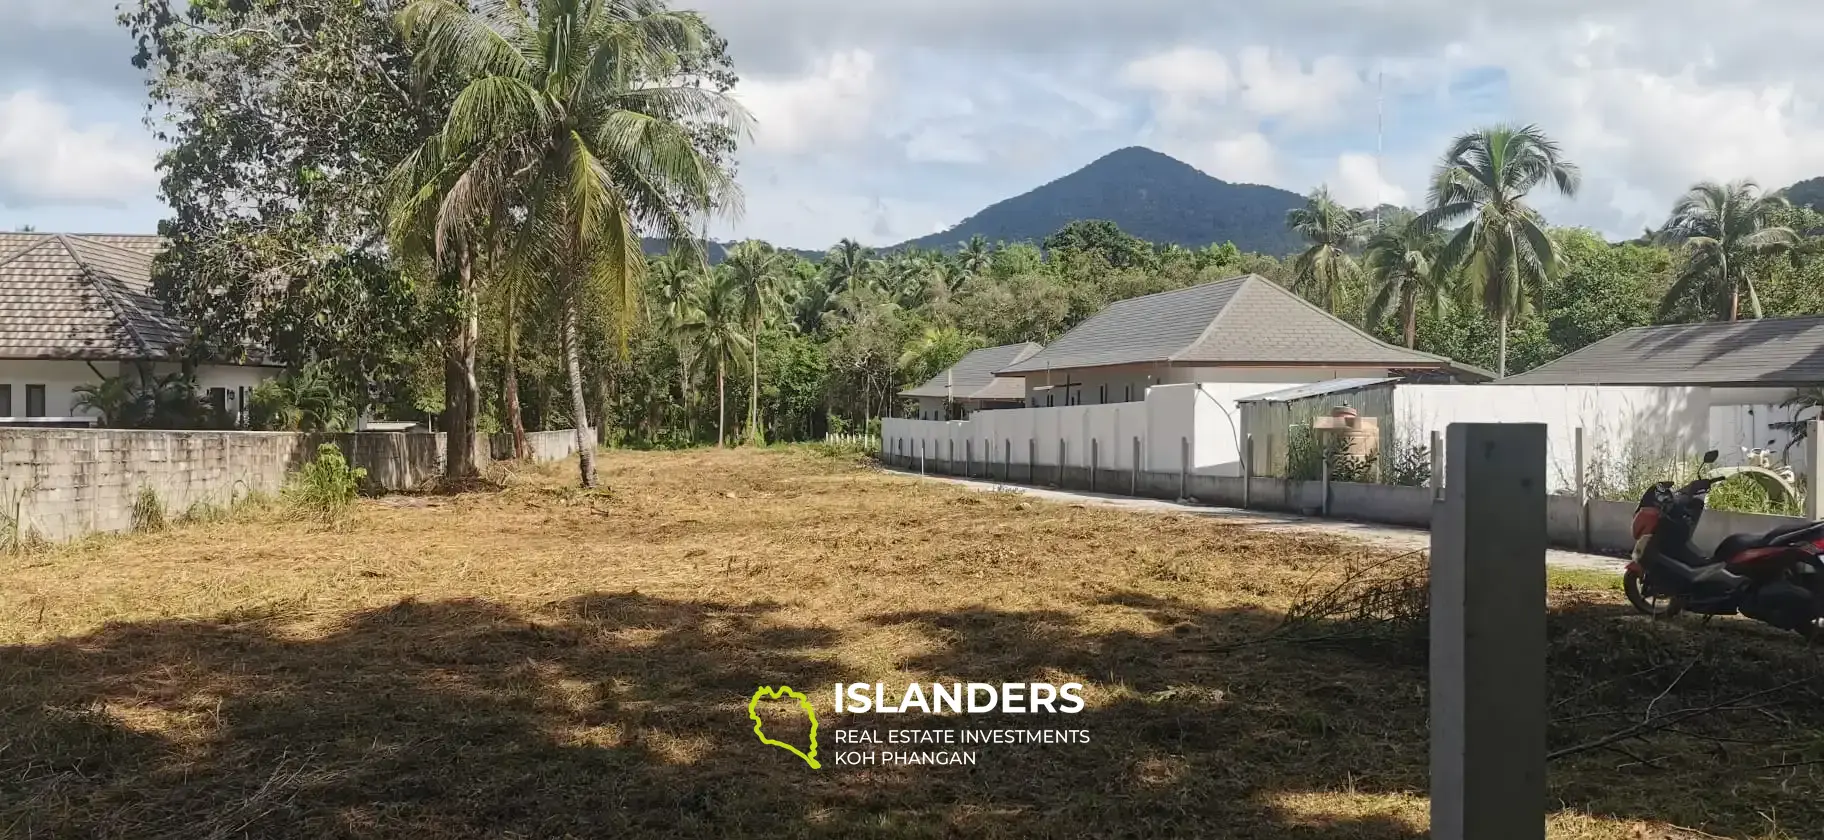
[[0, 427, 597, 544]]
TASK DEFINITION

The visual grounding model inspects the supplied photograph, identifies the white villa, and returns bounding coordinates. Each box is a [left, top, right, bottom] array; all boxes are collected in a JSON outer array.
[[0, 232, 281, 426]]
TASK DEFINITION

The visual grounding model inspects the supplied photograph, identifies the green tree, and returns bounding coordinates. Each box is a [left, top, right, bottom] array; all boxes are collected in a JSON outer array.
[[724, 240, 785, 444], [896, 326, 983, 394], [694, 267, 749, 447], [1363, 211, 1447, 348], [958, 235, 994, 276], [1658, 180, 1800, 321], [1286, 187, 1366, 313], [391, 0, 743, 486], [1042, 220, 1156, 271], [1414, 124, 1581, 377], [826, 238, 877, 297]]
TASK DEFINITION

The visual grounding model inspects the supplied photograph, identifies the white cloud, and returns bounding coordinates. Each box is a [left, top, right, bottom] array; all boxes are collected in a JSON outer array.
[[0, 89, 156, 208], [1204, 132, 1279, 185], [1231, 47, 1363, 127], [1328, 152, 1409, 208], [735, 50, 881, 155], [1119, 47, 1232, 101]]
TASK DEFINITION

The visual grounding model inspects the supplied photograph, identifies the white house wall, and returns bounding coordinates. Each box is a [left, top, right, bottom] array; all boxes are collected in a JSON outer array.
[[0, 360, 130, 417], [1015, 364, 1399, 407]]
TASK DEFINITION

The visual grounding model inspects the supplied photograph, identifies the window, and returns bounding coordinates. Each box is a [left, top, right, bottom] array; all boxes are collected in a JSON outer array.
[[0, 384, 10, 416], [1046, 394, 1054, 407], [1098, 384, 1107, 404], [1124, 385, 1133, 402], [207, 388, 228, 423], [25, 384, 45, 417]]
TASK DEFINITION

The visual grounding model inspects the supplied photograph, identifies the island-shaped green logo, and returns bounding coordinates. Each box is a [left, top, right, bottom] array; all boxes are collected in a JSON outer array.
[[748, 685, 821, 769]]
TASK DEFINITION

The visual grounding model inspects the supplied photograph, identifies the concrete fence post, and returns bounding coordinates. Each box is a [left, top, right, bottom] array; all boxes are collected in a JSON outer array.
[[1132, 436, 1141, 496], [1320, 450, 1331, 517], [1431, 423, 1548, 840], [1242, 433, 1253, 509], [1090, 439, 1099, 492], [1179, 436, 1189, 500], [1059, 439, 1067, 487], [1806, 419, 1824, 521], [1430, 430, 1445, 502], [948, 439, 955, 473], [1029, 438, 1036, 484], [919, 439, 926, 475], [1574, 427, 1590, 551], [966, 438, 973, 478]]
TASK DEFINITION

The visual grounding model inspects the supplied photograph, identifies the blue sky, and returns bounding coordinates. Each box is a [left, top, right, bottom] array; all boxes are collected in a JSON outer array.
[[4, 0, 1824, 250]]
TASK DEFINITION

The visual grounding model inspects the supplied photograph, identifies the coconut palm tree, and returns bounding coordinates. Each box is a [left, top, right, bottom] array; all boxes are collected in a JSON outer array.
[[1286, 187, 1366, 312], [826, 238, 876, 296], [1363, 213, 1450, 348], [723, 240, 784, 444], [390, 0, 743, 487], [958, 234, 993, 276], [649, 252, 706, 438], [1658, 180, 1799, 322], [693, 266, 749, 447], [1413, 124, 1580, 377]]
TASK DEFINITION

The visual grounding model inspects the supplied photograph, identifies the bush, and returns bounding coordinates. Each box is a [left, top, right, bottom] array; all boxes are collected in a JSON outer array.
[[285, 443, 367, 521], [1387, 443, 1432, 487], [131, 487, 166, 533]]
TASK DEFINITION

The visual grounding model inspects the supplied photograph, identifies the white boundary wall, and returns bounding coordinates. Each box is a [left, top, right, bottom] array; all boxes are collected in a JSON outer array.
[[885, 382, 1733, 487]]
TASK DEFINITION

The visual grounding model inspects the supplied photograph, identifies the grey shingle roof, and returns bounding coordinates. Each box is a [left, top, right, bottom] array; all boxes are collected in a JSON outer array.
[[0, 233, 189, 361], [997, 275, 1485, 377], [901, 342, 1043, 399], [1499, 316, 1824, 386]]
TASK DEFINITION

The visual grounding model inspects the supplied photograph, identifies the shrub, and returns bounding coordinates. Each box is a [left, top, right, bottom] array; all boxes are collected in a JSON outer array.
[[285, 443, 367, 521], [1387, 443, 1432, 487]]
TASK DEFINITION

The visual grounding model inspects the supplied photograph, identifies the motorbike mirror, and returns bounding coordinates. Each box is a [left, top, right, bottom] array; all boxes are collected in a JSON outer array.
[[1702, 449, 1719, 464]]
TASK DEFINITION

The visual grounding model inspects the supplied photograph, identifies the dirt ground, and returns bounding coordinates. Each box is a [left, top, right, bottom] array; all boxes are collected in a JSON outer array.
[[1, 447, 1820, 839]]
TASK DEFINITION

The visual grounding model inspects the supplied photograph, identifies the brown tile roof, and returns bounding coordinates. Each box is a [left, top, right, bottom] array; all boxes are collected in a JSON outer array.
[[0, 233, 190, 361]]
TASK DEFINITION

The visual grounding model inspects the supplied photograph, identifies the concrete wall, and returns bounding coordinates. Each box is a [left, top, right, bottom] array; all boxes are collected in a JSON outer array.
[[1396, 385, 1709, 493], [1007, 363, 1398, 408], [0, 427, 595, 543]]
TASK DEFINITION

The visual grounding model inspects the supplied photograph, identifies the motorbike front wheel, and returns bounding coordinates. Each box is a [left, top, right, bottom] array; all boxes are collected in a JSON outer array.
[[1624, 567, 1683, 618]]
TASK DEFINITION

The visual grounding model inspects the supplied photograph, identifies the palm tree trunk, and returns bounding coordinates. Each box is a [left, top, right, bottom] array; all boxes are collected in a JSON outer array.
[[1729, 288, 1740, 322], [1497, 312, 1509, 378], [444, 249, 480, 480], [748, 314, 762, 446], [504, 283, 529, 460], [717, 353, 727, 447], [561, 302, 597, 488], [1402, 291, 1418, 349]]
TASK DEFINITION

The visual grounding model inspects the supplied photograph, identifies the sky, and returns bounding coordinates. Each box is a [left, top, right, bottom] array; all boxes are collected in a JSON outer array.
[[3, 0, 1823, 250]]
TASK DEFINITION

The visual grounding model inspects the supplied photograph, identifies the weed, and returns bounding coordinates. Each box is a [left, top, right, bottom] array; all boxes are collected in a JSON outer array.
[[284, 443, 367, 523], [130, 487, 166, 533]]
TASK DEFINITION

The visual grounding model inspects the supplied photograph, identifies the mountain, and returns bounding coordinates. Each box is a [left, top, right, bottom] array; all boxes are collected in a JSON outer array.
[[638, 238, 822, 264], [1781, 177, 1824, 213], [891, 147, 1308, 256]]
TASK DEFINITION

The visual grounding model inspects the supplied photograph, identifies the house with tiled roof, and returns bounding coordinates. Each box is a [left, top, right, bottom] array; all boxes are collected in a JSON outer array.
[[994, 274, 1491, 408], [0, 232, 280, 425], [900, 342, 1042, 420]]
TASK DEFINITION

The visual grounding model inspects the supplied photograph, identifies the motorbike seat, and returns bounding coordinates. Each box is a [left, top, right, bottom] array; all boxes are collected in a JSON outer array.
[[1712, 522, 1822, 562]]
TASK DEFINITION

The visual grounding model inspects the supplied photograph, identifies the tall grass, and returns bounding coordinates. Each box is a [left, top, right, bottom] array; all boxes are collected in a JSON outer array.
[[284, 443, 367, 523]]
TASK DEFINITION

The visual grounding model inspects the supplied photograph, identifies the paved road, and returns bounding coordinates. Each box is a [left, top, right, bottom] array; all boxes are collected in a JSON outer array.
[[897, 470, 1628, 574]]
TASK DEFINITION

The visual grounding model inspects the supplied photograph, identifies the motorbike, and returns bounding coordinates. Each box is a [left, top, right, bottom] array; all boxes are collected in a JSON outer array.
[[1623, 449, 1824, 636]]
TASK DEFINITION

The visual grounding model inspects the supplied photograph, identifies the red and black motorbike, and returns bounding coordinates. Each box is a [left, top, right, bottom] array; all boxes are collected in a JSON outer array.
[[1624, 450, 1824, 636]]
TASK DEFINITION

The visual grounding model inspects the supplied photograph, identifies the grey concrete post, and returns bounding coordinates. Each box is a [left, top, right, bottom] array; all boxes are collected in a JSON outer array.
[[1132, 436, 1141, 496], [948, 439, 955, 472], [919, 439, 927, 474], [1179, 436, 1189, 500], [1431, 423, 1548, 840], [1242, 433, 1253, 509], [1807, 419, 1824, 521], [1320, 451, 1331, 516], [1058, 439, 1066, 487], [1090, 439, 1099, 492], [1430, 430, 1444, 502], [966, 438, 973, 477], [1004, 439, 1011, 481], [1028, 438, 1036, 484], [1574, 427, 1589, 551]]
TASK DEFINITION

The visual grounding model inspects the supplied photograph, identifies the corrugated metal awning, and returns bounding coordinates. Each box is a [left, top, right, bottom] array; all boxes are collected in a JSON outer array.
[[1235, 377, 1399, 404]]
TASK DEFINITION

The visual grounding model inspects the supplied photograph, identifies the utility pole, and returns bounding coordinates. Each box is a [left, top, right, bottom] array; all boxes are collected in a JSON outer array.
[[1375, 70, 1385, 230]]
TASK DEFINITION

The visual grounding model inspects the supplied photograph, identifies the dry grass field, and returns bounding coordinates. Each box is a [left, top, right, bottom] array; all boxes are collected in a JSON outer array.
[[2, 447, 1821, 839]]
